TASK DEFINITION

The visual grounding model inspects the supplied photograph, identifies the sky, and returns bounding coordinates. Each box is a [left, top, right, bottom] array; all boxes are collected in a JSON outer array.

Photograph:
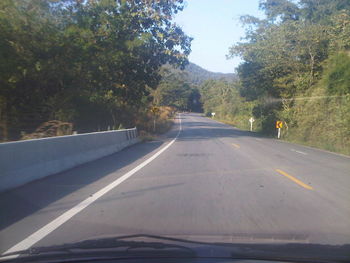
[[174, 0, 265, 73]]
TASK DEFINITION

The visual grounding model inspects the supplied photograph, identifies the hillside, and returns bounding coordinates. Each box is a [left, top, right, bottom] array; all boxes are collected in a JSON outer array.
[[154, 62, 236, 113], [161, 62, 237, 86], [198, 0, 350, 155], [185, 63, 236, 85]]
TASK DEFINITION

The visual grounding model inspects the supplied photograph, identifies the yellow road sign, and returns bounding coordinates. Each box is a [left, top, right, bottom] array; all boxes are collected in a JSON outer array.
[[276, 121, 283, 129]]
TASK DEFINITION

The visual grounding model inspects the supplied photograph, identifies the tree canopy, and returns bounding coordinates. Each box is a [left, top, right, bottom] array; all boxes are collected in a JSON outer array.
[[0, 0, 192, 140], [200, 0, 350, 154]]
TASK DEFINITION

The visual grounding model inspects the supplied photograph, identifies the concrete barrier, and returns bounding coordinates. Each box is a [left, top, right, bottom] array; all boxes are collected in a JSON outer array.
[[0, 128, 139, 192]]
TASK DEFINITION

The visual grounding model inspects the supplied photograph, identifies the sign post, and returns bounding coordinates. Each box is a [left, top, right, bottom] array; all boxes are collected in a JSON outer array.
[[211, 112, 216, 118], [151, 106, 160, 132], [276, 121, 283, 139], [249, 117, 255, 131]]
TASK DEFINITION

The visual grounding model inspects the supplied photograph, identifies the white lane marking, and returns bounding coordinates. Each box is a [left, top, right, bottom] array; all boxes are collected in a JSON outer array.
[[255, 138, 262, 141], [291, 149, 307, 155], [2, 115, 182, 258]]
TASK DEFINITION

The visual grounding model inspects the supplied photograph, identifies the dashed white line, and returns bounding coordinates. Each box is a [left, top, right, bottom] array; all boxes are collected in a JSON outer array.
[[291, 149, 307, 155], [2, 115, 182, 259]]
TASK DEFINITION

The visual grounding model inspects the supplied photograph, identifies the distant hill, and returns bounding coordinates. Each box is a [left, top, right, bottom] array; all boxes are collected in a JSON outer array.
[[160, 62, 237, 86], [184, 63, 237, 85]]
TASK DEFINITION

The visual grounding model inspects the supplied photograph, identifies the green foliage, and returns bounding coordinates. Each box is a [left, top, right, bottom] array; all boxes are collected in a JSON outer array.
[[287, 87, 350, 155], [260, 0, 300, 22], [329, 12, 350, 51], [184, 63, 236, 85], [152, 65, 202, 111], [223, 0, 350, 154], [199, 79, 258, 130], [0, 0, 192, 140], [322, 52, 350, 95]]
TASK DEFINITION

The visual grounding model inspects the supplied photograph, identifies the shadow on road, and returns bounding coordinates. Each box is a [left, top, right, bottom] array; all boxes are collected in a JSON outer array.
[[0, 114, 259, 231], [31, 182, 185, 216], [0, 141, 165, 231], [177, 122, 262, 141], [174, 113, 265, 142]]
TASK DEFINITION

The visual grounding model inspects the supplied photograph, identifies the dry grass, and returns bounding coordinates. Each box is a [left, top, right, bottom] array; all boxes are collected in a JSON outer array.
[[136, 106, 176, 141]]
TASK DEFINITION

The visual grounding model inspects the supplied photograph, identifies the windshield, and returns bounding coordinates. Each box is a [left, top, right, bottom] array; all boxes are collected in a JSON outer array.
[[0, 0, 350, 262]]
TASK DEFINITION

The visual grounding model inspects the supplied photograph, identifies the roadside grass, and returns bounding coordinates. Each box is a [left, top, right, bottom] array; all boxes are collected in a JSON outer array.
[[138, 106, 176, 142], [210, 116, 350, 156]]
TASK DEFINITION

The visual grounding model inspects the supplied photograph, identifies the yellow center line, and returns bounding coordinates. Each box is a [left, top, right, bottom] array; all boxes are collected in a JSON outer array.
[[275, 169, 313, 190], [231, 143, 240, 149]]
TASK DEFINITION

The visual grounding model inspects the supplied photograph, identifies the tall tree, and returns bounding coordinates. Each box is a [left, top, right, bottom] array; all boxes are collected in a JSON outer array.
[[0, 0, 192, 140]]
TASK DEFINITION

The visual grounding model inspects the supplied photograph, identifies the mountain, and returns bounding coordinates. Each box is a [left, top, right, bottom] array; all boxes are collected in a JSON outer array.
[[184, 62, 237, 85], [160, 62, 237, 86]]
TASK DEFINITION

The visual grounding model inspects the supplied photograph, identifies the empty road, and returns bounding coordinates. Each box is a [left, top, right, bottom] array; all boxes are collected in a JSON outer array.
[[1, 113, 350, 255]]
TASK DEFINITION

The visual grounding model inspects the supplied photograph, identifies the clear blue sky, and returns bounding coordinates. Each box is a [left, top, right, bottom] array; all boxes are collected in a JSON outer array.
[[174, 0, 265, 73]]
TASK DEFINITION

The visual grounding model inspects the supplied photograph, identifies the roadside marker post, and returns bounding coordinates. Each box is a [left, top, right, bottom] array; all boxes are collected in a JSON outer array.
[[249, 117, 255, 131], [276, 121, 283, 139], [211, 112, 216, 118], [151, 106, 160, 132]]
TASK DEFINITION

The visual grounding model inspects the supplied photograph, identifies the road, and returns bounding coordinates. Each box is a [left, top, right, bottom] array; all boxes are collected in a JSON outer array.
[[1, 113, 350, 255]]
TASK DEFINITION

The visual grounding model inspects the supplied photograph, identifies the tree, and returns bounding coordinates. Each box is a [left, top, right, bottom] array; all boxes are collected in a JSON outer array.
[[0, 0, 192, 140], [153, 66, 192, 110], [227, 0, 350, 137], [260, 0, 300, 22]]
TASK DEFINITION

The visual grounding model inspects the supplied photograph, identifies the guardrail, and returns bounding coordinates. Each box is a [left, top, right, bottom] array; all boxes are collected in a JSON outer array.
[[0, 128, 139, 192]]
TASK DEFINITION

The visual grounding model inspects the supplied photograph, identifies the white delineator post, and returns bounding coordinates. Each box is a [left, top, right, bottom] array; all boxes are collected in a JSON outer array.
[[277, 128, 281, 139], [249, 117, 255, 132]]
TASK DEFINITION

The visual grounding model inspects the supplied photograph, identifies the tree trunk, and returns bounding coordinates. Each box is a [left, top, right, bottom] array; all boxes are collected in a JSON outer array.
[[308, 46, 315, 84]]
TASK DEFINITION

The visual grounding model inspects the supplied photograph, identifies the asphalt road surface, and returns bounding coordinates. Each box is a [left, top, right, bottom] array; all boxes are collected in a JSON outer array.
[[1, 113, 350, 255]]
